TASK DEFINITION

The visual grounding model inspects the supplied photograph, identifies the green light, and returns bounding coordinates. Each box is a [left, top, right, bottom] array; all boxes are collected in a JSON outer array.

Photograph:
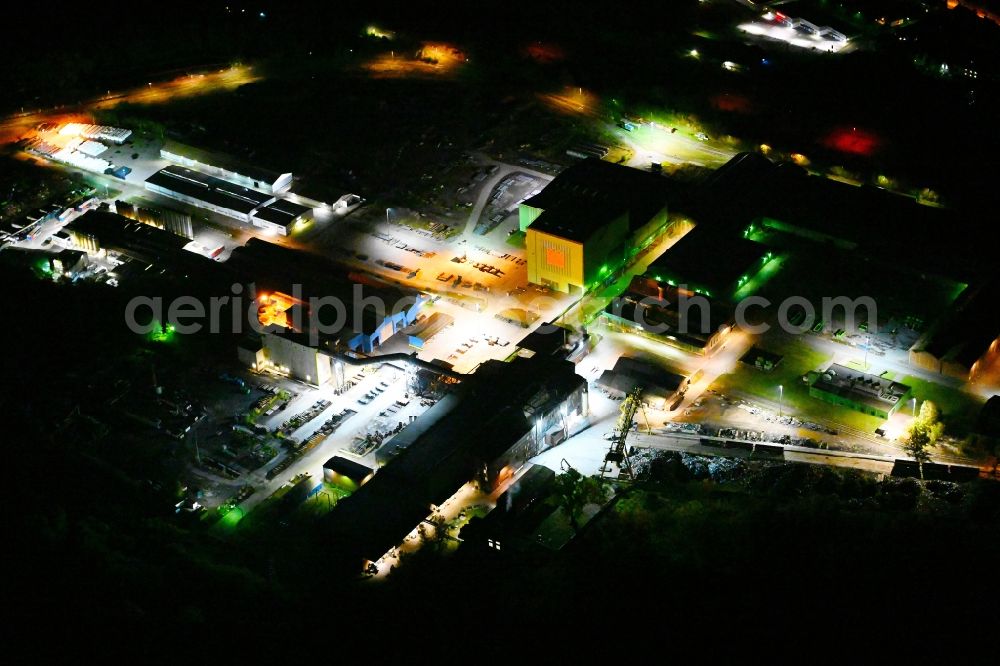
[[218, 505, 245, 529], [148, 320, 176, 344]]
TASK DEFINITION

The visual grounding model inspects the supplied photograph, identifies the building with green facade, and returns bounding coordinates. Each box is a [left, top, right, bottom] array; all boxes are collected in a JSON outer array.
[[809, 364, 911, 420]]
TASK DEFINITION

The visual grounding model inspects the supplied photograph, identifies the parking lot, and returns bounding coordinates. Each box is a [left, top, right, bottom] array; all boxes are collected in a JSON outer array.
[[234, 362, 440, 512], [473, 171, 544, 235]]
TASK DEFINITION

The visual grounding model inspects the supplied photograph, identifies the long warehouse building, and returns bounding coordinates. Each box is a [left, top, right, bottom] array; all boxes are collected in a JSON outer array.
[[145, 165, 270, 222], [145, 165, 311, 233], [161, 139, 293, 194]]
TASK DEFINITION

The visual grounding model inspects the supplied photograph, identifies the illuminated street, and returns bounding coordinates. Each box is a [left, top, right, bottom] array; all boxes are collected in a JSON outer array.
[[0, 65, 260, 144]]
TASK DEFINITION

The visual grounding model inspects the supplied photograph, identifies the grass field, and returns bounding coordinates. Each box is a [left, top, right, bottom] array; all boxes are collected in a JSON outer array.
[[714, 335, 830, 403], [900, 375, 985, 432], [297, 484, 351, 518], [711, 335, 889, 433]]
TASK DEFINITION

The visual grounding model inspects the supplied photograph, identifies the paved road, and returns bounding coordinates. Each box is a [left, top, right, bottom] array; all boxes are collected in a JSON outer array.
[[610, 122, 736, 170], [0, 65, 260, 143]]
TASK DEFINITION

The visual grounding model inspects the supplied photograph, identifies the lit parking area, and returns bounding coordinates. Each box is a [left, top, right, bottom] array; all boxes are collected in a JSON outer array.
[[252, 362, 439, 484], [737, 22, 851, 54], [412, 304, 520, 371]]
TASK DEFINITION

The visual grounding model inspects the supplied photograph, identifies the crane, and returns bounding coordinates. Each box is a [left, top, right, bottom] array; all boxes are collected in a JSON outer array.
[[600, 386, 648, 480]]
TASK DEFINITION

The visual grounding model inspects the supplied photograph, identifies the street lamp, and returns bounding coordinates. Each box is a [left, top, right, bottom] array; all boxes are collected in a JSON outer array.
[[778, 384, 784, 418], [911, 397, 917, 418], [386, 207, 391, 225]]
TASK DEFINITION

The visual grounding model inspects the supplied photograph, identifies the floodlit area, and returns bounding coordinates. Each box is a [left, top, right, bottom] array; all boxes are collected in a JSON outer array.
[[363, 43, 467, 78], [738, 19, 852, 53], [90, 64, 261, 109], [232, 363, 440, 516], [365, 25, 395, 40], [368, 480, 493, 579], [620, 121, 736, 168], [538, 87, 600, 116], [22, 123, 132, 177]]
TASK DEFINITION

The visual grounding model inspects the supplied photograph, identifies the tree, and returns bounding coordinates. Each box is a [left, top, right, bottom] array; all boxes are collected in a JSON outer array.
[[903, 400, 945, 478], [553, 468, 606, 533]]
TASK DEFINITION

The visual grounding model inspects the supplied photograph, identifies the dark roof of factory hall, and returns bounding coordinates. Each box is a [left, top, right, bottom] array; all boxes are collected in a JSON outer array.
[[226, 238, 420, 322], [323, 355, 586, 566], [647, 226, 769, 296], [912, 279, 1000, 368], [322, 455, 375, 481], [523, 157, 673, 242], [603, 275, 734, 350], [603, 356, 687, 394], [146, 164, 271, 214], [251, 197, 312, 227], [67, 211, 231, 282], [691, 152, 991, 282], [516, 321, 570, 357]]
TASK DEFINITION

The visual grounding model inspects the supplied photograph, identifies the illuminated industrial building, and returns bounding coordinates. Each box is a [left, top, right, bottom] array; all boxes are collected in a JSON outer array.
[[58, 123, 132, 144], [519, 158, 673, 293], [406, 312, 454, 350], [809, 364, 912, 420], [145, 165, 272, 223], [227, 238, 427, 360], [596, 356, 688, 410], [323, 456, 375, 492], [602, 275, 734, 355], [50, 249, 89, 278], [909, 280, 1000, 383], [114, 200, 194, 239], [145, 164, 312, 232], [256, 331, 336, 385], [249, 197, 312, 236], [160, 139, 292, 194], [324, 354, 588, 570], [65, 210, 210, 275], [738, 11, 850, 53]]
